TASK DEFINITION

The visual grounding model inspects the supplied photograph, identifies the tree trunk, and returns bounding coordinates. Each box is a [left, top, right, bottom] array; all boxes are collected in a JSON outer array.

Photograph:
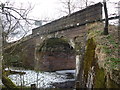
[[1, 15, 17, 90], [103, 1, 109, 35], [2, 74, 17, 89], [0, 17, 2, 90], [118, 2, 120, 58]]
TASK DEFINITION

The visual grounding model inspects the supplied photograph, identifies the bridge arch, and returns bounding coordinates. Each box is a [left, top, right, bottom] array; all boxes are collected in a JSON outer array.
[[34, 37, 76, 71]]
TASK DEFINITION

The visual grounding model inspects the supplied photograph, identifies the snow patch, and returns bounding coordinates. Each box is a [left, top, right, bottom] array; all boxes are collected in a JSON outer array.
[[6, 68, 75, 88]]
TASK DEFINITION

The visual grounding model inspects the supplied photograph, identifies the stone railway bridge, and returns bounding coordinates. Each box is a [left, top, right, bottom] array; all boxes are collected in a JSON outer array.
[[4, 3, 102, 73]]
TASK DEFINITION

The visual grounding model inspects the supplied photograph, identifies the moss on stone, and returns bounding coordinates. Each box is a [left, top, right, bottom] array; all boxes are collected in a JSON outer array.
[[84, 38, 96, 81], [75, 42, 82, 55], [2, 74, 17, 89], [39, 38, 74, 53], [94, 68, 106, 88], [81, 23, 119, 88], [3, 51, 23, 68]]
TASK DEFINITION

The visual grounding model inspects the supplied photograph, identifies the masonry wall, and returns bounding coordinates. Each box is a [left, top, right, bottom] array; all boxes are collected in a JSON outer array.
[[32, 3, 102, 36], [4, 38, 36, 69], [4, 3, 103, 70]]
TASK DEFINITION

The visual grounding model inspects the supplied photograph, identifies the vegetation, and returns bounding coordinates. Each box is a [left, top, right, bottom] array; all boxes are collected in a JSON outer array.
[[88, 23, 119, 70], [4, 53, 22, 68], [84, 38, 96, 82], [39, 38, 74, 53], [2, 75, 17, 89], [82, 22, 120, 88], [94, 68, 106, 88], [0, 1, 33, 88]]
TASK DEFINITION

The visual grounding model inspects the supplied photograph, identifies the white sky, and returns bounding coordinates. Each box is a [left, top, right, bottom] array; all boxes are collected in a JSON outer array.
[[0, 0, 120, 42], [0, 0, 120, 21]]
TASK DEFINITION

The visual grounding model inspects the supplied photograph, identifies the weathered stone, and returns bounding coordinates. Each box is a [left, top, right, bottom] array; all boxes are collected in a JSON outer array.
[[4, 3, 102, 72], [2, 74, 17, 89], [35, 38, 76, 71]]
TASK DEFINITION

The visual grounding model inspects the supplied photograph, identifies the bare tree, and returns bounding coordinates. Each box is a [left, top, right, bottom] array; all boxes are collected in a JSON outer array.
[[59, 0, 78, 15], [59, 0, 95, 16], [103, 0, 109, 35], [0, 1, 33, 45], [0, 17, 2, 90], [0, 1, 33, 88], [118, 1, 120, 58]]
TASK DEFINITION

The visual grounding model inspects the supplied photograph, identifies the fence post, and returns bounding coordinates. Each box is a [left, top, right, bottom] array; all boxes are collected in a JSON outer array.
[[118, 2, 120, 58], [103, 0, 109, 35]]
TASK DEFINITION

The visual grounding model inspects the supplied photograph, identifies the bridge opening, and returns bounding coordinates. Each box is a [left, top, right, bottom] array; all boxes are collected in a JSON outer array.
[[35, 37, 76, 72]]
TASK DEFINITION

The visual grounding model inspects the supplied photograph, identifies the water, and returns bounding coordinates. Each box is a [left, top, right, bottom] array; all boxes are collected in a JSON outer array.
[[5, 67, 75, 88]]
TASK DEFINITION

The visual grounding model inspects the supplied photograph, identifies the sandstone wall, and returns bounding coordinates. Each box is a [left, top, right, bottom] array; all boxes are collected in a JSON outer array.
[[4, 3, 102, 71], [32, 3, 102, 36], [4, 38, 36, 69]]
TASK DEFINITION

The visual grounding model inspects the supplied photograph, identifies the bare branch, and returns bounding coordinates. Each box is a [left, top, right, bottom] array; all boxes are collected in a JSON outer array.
[[0, 1, 33, 48]]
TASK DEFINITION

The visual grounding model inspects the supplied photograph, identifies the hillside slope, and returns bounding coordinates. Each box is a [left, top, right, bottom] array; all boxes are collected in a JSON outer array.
[[82, 22, 120, 88]]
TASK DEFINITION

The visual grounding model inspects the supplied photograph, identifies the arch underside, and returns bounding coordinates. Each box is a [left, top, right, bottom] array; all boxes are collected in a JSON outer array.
[[35, 37, 76, 71]]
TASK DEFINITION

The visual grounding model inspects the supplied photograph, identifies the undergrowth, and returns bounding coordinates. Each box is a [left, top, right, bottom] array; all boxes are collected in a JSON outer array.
[[88, 23, 119, 70]]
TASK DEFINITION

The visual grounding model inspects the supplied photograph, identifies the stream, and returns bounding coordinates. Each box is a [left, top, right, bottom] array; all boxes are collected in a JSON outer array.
[[5, 67, 75, 89]]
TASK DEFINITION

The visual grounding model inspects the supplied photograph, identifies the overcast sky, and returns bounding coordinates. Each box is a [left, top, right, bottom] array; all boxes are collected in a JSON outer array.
[[0, 0, 120, 42], [0, 0, 120, 20]]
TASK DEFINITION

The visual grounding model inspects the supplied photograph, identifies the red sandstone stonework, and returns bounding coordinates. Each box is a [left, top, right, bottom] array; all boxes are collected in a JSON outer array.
[[37, 52, 75, 71]]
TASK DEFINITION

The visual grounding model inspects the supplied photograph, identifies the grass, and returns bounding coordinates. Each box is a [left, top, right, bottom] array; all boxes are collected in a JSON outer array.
[[105, 57, 120, 69], [88, 22, 119, 70]]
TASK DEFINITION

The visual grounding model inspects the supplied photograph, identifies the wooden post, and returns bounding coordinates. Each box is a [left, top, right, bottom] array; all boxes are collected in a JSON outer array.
[[103, 0, 109, 35]]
